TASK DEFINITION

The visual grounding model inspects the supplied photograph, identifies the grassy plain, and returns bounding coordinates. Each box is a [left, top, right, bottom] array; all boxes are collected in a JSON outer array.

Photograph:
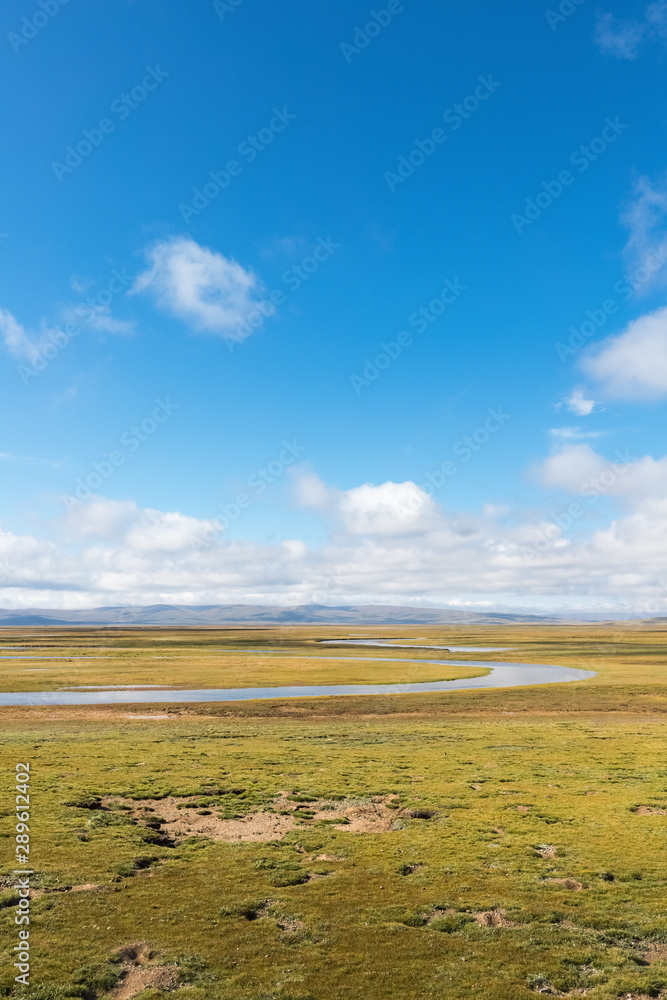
[[1, 623, 667, 1000]]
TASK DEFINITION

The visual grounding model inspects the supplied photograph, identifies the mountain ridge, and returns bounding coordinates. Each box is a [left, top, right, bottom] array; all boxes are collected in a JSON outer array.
[[0, 604, 654, 626]]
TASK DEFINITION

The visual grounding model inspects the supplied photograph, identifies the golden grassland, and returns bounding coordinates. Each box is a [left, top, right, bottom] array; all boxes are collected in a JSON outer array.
[[1, 623, 667, 1000], [0, 626, 495, 693]]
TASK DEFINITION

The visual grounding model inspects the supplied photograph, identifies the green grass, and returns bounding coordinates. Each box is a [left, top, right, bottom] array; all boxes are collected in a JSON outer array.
[[1, 623, 667, 999]]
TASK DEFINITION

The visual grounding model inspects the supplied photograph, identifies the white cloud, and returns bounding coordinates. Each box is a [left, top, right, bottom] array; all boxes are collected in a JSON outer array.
[[533, 445, 667, 509], [292, 469, 335, 511], [69, 275, 94, 295], [582, 306, 667, 399], [549, 427, 604, 441], [0, 301, 131, 367], [557, 389, 597, 416], [338, 481, 439, 535], [59, 498, 219, 553], [647, 0, 667, 35], [0, 309, 58, 366], [62, 303, 133, 337], [534, 444, 608, 492], [0, 452, 65, 469], [594, 1, 667, 57], [133, 236, 269, 341], [2, 464, 667, 614], [594, 11, 646, 58], [294, 470, 440, 535], [621, 173, 667, 286]]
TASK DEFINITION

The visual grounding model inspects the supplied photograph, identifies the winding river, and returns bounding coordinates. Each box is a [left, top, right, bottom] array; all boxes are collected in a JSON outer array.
[[0, 640, 595, 705]]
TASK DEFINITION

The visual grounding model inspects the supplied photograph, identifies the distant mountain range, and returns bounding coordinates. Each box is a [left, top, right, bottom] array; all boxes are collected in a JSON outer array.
[[0, 604, 657, 626]]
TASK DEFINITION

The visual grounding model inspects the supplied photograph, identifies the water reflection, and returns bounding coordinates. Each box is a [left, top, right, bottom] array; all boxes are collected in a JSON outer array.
[[0, 657, 595, 706]]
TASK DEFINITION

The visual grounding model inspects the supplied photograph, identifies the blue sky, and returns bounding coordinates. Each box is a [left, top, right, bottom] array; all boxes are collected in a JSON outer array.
[[2, 0, 667, 613]]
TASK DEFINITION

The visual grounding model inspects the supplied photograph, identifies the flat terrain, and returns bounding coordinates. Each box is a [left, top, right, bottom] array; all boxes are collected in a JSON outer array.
[[1, 623, 667, 1000]]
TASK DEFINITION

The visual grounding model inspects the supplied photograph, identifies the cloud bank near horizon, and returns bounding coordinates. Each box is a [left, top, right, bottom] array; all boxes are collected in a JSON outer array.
[[1, 452, 667, 614]]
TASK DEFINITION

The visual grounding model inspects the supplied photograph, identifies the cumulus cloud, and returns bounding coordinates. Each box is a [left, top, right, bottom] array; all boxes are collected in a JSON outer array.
[[1, 467, 667, 614], [133, 236, 270, 341], [534, 444, 609, 493], [294, 470, 440, 535], [533, 445, 667, 510], [582, 306, 667, 399], [557, 389, 597, 416], [59, 497, 221, 553]]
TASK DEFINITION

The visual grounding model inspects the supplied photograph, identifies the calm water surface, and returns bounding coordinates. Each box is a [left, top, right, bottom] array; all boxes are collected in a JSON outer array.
[[320, 640, 513, 652], [0, 654, 594, 706]]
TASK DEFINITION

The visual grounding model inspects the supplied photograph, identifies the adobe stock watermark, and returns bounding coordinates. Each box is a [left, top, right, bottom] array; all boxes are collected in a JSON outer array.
[[545, 0, 586, 31], [555, 244, 667, 362], [52, 66, 169, 182], [511, 118, 628, 234], [384, 75, 501, 192], [179, 108, 296, 224], [307, 571, 346, 606], [61, 398, 178, 510], [193, 440, 306, 549], [225, 236, 340, 351], [350, 277, 467, 394], [13, 762, 32, 987], [397, 408, 511, 515], [636, 578, 667, 618], [18, 267, 133, 384], [213, 0, 246, 20], [520, 449, 636, 561], [8, 0, 73, 54], [340, 0, 414, 63]]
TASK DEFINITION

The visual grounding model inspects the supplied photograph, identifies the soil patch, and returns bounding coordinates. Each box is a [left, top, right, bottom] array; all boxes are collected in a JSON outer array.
[[475, 909, 513, 927], [111, 943, 178, 999], [642, 942, 667, 963], [534, 844, 557, 859], [103, 793, 401, 843], [635, 805, 667, 815]]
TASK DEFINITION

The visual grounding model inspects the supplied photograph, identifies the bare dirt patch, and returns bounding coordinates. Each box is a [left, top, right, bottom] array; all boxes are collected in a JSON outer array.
[[474, 909, 513, 927], [534, 844, 557, 859], [276, 914, 306, 933], [337, 797, 399, 832], [111, 943, 178, 999], [103, 793, 402, 844], [122, 715, 175, 720], [30, 883, 103, 899], [104, 795, 294, 843], [642, 942, 667, 963], [635, 805, 667, 815]]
